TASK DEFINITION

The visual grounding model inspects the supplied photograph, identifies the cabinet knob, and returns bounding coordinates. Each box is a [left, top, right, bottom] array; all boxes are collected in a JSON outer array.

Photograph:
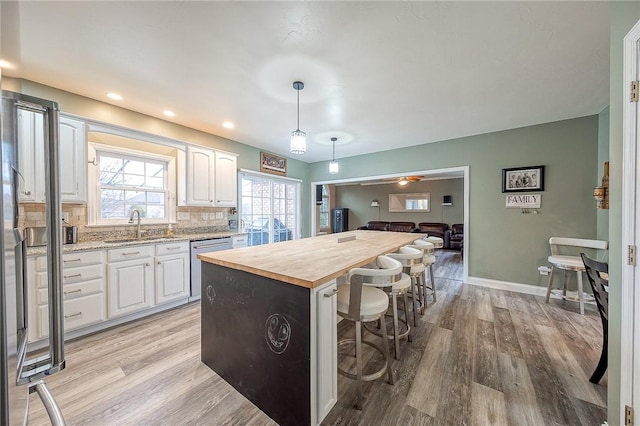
[[145, 263, 150, 267]]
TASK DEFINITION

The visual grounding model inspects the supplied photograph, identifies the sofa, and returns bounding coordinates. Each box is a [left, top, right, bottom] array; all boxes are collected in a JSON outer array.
[[412, 222, 449, 240], [357, 221, 417, 232], [445, 223, 464, 251]]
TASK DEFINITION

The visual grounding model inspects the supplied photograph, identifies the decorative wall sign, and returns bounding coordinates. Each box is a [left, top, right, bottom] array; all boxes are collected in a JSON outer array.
[[506, 194, 542, 209], [260, 151, 287, 175], [502, 165, 545, 192]]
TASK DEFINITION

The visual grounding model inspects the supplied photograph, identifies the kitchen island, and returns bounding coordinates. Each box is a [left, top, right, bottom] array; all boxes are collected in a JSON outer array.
[[198, 230, 419, 426]]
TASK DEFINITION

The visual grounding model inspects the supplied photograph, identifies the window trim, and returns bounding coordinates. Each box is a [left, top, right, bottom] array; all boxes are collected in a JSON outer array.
[[87, 143, 176, 226]]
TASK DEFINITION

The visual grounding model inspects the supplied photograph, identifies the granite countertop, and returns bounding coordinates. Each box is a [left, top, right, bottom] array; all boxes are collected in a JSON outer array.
[[26, 231, 247, 256]]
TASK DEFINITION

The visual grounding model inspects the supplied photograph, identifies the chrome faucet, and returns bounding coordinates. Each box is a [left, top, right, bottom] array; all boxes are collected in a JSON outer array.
[[129, 209, 142, 239]]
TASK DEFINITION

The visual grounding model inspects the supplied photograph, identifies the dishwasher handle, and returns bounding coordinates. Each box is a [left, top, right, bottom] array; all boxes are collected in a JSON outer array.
[[192, 241, 232, 251]]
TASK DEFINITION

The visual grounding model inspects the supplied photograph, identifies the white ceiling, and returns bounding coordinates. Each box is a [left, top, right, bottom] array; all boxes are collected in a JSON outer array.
[[1, 1, 610, 163]]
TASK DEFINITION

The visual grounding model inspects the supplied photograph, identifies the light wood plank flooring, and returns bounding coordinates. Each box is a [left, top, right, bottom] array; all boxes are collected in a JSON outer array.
[[28, 250, 606, 425]]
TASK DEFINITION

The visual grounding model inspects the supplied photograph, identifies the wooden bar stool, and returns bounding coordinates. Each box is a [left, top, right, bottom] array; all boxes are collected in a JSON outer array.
[[336, 255, 396, 409], [545, 237, 608, 315]]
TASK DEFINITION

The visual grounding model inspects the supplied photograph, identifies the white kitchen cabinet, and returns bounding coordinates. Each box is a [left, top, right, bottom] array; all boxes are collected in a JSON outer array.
[[177, 146, 238, 207], [17, 109, 44, 202], [28, 250, 106, 342], [155, 241, 190, 305], [16, 111, 87, 203], [312, 279, 338, 424], [186, 146, 216, 206], [231, 234, 248, 248], [59, 116, 87, 202], [107, 246, 154, 318], [214, 151, 238, 207]]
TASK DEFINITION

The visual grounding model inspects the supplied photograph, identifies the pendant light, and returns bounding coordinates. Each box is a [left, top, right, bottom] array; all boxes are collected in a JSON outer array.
[[290, 81, 306, 154], [329, 137, 339, 174]]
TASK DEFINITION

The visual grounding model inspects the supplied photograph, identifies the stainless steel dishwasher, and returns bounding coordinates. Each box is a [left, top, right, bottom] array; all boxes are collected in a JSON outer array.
[[190, 237, 233, 301]]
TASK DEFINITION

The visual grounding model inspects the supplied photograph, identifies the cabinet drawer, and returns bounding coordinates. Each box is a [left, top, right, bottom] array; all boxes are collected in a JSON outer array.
[[232, 235, 248, 247], [155, 241, 189, 256], [108, 245, 154, 262], [62, 250, 104, 267], [36, 293, 106, 338], [63, 264, 104, 284], [36, 278, 104, 305]]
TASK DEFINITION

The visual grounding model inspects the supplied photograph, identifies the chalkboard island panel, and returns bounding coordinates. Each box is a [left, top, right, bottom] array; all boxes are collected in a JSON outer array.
[[199, 230, 419, 425]]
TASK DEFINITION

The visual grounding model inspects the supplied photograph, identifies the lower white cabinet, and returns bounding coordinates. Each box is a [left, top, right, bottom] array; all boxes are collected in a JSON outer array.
[[27, 240, 194, 342], [312, 280, 339, 424], [155, 241, 190, 305], [28, 250, 106, 342], [107, 257, 154, 318]]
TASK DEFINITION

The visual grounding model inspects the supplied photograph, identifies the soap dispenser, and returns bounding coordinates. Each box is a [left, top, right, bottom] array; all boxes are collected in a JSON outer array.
[[167, 223, 174, 237]]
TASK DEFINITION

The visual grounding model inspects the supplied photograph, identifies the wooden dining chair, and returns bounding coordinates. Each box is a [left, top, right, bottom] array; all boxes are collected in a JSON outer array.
[[580, 253, 609, 384]]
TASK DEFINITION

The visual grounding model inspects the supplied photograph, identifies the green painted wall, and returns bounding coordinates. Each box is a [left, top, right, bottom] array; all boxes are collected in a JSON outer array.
[[608, 4, 640, 425], [310, 116, 599, 287], [335, 179, 464, 230], [597, 106, 610, 242]]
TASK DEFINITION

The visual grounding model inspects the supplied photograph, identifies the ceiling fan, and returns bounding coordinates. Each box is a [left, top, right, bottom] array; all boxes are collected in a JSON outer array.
[[359, 175, 426, 186]]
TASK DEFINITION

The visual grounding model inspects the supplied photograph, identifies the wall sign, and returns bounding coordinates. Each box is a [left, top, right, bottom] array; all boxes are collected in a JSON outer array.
[[506, 194, 541, 208]]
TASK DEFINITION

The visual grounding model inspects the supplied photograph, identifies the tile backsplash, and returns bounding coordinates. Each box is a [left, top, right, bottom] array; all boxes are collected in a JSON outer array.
[[20, 203, 231, 242]]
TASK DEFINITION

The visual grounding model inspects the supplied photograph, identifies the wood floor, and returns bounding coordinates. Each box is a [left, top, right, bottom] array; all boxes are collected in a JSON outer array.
[[28, 250, 606, 425]]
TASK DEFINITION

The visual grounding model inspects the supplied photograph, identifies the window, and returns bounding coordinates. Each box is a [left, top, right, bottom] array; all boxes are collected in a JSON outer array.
[[88, 143, 176, 225], [319, 185, 330, 232], [240, 171, 300, 246]]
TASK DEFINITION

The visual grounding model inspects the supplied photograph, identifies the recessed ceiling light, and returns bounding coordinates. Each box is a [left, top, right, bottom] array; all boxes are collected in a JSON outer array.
[[0, 59, 12, 69], [222, 121, 235, 129], [106, 92, 123, 101], [163, 110, 175, 117]]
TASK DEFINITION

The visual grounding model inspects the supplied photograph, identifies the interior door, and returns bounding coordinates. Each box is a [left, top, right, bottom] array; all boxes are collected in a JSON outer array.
[[240, 172, 300, 246]]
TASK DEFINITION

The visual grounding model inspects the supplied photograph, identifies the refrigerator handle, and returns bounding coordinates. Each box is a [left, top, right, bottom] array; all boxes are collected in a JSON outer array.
[[30, 380, 66, 426], [43, 103, 65, 372]]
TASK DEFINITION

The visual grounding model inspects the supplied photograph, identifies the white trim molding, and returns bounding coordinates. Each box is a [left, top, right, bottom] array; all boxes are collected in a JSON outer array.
[[466, 276, 548, 297], [621, 17, 640, 423]]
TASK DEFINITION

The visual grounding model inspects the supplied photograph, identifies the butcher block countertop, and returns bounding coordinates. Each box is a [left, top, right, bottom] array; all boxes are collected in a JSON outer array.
[[198, 230, 419, 289]]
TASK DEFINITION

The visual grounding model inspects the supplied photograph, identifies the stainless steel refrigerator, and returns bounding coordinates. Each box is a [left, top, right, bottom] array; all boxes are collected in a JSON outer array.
[[1, 91, 66, 425]]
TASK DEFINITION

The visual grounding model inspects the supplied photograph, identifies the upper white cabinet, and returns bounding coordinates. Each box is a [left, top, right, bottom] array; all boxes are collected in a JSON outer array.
[[214, 151, 237, 207], [178, 146, 238, 207], [17, 109, 44, 202], [59, 116, 87, 203], [17, 110, 87, 203]]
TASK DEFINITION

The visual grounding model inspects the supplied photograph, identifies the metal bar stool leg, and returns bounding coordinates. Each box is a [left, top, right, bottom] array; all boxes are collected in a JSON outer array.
[[402, 292, 413, 343], [379, 316, 394, 385], [410, 276, 419, 326], [392, 294, 401, 359], [429, 263, 436, 302], [577, 270, 585, 315], [355, 320, 363, 410]]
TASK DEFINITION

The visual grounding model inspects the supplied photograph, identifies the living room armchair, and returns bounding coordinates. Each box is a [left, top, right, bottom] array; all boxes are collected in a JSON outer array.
[[445, 224, 464, 251]]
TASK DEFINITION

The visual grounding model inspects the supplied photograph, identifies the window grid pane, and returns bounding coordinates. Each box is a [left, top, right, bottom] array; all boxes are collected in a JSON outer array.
[[98, 151, 168, 221]]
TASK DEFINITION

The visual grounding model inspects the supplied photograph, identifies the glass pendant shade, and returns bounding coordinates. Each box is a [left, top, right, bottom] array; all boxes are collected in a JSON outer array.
[[290, 81, 306, 154], [290, 129, 307, 154], [328, 136, 339, 174]]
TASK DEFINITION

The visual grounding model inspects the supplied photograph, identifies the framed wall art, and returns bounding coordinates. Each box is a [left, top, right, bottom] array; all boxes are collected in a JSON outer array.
[[260, 151, 287, 176], [502, 165, 545, 192]]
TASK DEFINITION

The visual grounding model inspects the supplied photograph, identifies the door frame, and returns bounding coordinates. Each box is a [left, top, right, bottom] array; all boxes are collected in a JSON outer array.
[[310, 165, 470, 283], [621, 17, 640, 422]]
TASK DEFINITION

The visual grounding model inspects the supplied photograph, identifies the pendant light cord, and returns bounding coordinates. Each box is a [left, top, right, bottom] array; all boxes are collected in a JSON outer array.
[[297, 88, 300, 131]]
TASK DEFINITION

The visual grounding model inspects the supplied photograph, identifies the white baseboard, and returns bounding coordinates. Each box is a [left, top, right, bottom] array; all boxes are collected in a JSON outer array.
[[467, 276, 548, 297]]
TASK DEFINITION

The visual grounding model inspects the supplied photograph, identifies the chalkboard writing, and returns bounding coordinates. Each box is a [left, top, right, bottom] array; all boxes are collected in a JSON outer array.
[[265, 313, 291, 354], [206, 284, 216, 304]]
